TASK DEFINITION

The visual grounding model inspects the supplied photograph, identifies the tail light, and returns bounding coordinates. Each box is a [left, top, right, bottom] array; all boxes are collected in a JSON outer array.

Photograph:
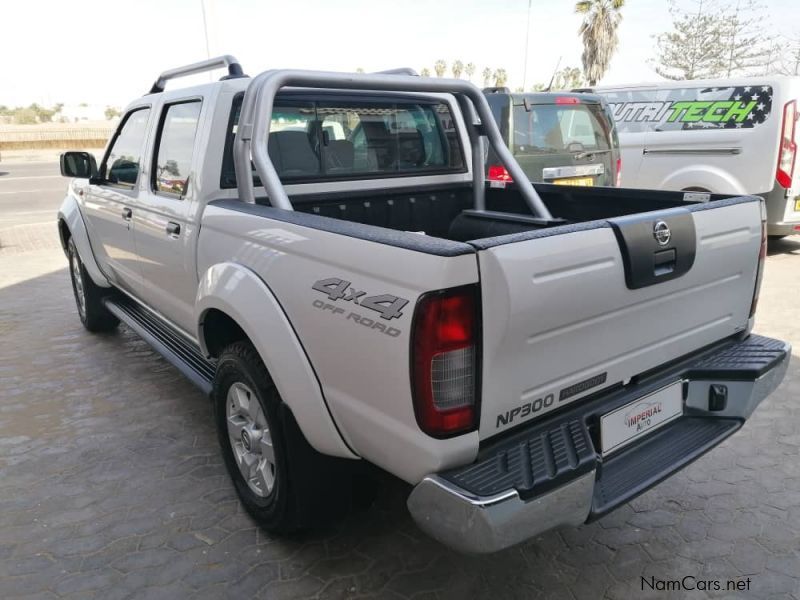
[[750, 199, 768, 318], [411, 286, 479, 437], [555, 96, 581, 105], [776, 100, 797, 189], [615, 157, 623, 187], [488, 165, 513, 183]]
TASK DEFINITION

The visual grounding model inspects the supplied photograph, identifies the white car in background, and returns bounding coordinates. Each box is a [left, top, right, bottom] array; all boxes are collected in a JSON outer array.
[[589, 77, 800, 237]]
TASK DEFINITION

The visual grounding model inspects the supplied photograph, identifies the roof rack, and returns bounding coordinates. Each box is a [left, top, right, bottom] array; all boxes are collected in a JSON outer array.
[[148, 55, 246, 94], [373, 68, 419, 76], [233, 69, 553, 220]]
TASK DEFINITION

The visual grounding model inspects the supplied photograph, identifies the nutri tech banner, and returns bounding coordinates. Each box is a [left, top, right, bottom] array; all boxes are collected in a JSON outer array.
[[603, 85, 773, 133]]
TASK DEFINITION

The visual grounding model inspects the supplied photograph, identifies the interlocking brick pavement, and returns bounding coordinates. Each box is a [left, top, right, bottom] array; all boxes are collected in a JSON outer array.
[[0, 236, 798, 600]]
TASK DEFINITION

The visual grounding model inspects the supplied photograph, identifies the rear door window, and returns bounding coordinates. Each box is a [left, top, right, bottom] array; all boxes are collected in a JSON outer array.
[[153, 100, 202, 197], [512, 104, 612, 155]]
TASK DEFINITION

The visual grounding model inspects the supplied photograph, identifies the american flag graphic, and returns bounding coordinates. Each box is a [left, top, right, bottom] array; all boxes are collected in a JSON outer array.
[[683, 85, 773, 130]]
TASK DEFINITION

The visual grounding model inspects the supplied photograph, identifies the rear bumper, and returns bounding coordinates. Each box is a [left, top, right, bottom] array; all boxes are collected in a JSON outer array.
[[761, 183, 799, 236], [407, 334, 791, 554]]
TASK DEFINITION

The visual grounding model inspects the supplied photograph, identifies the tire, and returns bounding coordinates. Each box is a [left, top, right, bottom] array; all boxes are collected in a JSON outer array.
[[213, 340, 355, 532], [67, 237, 119, 333]]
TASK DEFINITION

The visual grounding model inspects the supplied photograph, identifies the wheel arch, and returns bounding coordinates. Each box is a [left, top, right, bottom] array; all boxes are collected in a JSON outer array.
[[58, 193, 111, 288], [196, 262, 357, 460]]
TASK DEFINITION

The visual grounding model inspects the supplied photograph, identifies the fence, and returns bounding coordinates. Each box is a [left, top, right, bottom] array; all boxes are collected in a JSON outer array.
[[0, 123, 115, 150]]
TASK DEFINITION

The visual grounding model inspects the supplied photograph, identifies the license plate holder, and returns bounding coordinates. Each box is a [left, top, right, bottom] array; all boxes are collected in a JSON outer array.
[[600, 382, 684, 455], [553, 176, 594, 186]]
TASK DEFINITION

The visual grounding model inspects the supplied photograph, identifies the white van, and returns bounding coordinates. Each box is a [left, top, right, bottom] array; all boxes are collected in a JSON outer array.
[[591, 77, 800, 237]]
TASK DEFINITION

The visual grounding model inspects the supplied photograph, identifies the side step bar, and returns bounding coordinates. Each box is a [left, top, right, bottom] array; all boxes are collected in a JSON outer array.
[[104, 296, 216, 395]]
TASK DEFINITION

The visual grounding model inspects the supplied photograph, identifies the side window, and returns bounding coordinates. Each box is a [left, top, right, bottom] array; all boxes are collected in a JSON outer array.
[[102, 108, 151, 187], [153, 101, 202, 197]]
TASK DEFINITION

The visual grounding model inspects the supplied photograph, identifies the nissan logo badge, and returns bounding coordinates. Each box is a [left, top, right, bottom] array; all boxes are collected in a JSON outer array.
[[653, 221, 671, 246]]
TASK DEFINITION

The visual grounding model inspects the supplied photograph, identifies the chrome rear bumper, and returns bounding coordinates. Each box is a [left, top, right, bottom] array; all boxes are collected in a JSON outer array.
[[408, 336, 790, 554]]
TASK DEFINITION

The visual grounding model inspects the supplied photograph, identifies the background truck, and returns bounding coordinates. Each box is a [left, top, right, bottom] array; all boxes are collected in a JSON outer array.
[[587, 76, 800, 238], [58, 56, 790, 553]]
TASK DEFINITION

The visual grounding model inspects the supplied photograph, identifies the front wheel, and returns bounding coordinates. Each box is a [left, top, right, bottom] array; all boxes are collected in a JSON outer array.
[[213, 341, 355, 533], [67, 237, 119, 333]]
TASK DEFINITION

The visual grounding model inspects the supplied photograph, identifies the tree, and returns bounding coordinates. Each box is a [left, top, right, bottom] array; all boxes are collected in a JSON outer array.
[[420, 67, 431, 77], [434, 59, 447, 77], [576, 0, 625, 85], [355, 67, 365, 73], [650, 0, 726, 80], [13, 108, 37, 124], [482, 67, 493, 87], [552, 66, 585, 90], [778, 37, 800, 76], [719, 0, 775, 76], [494, 68, 508, 87], [451, 60, 464, 79], [465, 62, 476, 81], [104, 106, 121, 120]]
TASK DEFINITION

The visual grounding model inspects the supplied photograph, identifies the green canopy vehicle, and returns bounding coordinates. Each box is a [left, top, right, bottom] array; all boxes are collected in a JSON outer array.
[[483, 88, 621, 188]]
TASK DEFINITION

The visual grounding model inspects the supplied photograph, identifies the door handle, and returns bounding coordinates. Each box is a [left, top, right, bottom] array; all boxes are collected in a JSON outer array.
[[121, 207, 132, 221], [166, 221, 181, 237]]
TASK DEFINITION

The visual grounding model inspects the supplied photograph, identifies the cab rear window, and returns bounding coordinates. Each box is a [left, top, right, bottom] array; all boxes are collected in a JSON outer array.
[[221, 94, 465, 188], [512, 103, 612, 155]]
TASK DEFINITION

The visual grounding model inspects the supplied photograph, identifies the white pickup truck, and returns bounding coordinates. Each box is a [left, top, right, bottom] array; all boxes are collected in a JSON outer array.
[[58, 56, 790, 554]]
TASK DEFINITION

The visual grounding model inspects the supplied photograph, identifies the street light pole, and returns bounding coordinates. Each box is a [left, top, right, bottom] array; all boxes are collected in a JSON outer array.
[[521, 0, 532, 90], [200, 0, 211, 58]]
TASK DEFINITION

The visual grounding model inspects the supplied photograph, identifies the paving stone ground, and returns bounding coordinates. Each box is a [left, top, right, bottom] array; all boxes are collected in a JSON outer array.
[[0, 228, 798, 600]]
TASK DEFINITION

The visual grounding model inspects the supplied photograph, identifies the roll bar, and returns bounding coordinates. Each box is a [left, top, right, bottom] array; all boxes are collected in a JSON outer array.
[[233, 69, 552, 220], [149, 55, 245, 94]]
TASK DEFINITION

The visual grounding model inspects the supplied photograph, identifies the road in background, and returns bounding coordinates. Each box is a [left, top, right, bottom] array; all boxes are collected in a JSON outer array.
[[0, 161, 64, 228]]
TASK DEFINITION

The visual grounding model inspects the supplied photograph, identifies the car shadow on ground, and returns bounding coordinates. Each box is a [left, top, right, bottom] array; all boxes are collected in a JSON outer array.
[[1, 266, 799, 599], [768, 236, 800, 256]]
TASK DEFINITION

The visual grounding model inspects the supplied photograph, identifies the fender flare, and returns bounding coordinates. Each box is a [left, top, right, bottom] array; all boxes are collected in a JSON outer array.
[[57, 192, 111, 288], [659, 165, 746, 195], [195, 262, 357, 460]]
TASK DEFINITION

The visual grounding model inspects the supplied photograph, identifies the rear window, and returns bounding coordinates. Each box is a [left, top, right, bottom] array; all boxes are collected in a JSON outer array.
[[221, 95, 464, 188], [512, 103, 612, 155]]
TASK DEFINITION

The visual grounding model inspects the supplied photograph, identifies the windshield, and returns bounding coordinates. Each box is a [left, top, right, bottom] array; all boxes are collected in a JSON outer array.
[[512, 103, 613, 155]]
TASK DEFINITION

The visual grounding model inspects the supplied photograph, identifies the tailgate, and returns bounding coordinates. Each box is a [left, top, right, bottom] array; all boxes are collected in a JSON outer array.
[[477, 198, 762, 440]]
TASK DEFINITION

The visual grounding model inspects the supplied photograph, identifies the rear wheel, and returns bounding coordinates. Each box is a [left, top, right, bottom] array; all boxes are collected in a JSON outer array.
[[213, 341, 356, 532], [67, 237, 119, 333]]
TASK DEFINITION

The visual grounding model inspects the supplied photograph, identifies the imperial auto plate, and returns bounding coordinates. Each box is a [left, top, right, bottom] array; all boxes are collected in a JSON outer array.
[[600, 381, 684, 455], [553, 176, 594, 186]]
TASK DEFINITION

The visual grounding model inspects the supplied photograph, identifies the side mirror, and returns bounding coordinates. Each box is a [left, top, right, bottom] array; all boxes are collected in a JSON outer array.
[[60, 151, 98, 179]]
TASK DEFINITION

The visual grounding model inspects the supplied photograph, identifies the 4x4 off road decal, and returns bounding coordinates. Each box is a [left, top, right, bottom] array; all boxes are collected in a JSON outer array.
[[311, 277, 408, 338], [606, 85, 772, 133]]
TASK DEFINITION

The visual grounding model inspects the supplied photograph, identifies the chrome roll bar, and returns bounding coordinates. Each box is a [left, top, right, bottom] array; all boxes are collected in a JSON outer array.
[[233, 69, 552, 220]]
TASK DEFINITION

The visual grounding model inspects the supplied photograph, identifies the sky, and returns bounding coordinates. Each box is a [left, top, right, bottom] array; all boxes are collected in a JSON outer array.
[[1, 0, 798, 109]]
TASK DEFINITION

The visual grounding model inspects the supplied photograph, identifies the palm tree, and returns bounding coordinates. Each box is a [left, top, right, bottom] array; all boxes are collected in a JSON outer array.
[[420, 67, 431, 77], [451, 60, 464, 78], [494, 68, 508, 87], [481, 67, 493, 87], [465, 62, 476, 82], [575, 0, 625, 85], [434, 59, 447, 77]]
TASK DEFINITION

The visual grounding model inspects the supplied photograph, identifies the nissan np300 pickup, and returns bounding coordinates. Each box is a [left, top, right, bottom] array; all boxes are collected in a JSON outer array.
[[57, 56, 790, 553]]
